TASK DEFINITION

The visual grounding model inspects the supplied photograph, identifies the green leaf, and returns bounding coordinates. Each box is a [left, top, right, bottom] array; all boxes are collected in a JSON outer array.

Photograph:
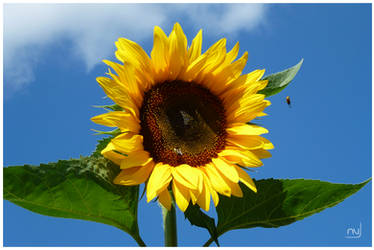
[[91, 135, 115, 158], [184, 204, 220, 246], [4, 155, 146, 246], [204, 178, 370, 246], [258, 59, 303, 97]]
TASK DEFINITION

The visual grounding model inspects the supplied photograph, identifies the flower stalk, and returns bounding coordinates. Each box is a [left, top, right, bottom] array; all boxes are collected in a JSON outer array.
[[162, 191, 177, 247]]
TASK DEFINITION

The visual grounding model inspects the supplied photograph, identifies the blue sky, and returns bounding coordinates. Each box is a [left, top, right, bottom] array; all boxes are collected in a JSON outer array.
[[3, 3, 372, 247]]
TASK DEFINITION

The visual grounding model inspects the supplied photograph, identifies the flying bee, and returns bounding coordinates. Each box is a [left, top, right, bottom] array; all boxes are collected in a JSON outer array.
[[286, 96, 291, 108]]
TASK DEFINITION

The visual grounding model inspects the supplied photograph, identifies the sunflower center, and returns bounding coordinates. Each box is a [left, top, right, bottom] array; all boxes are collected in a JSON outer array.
[[140, 80, 227, 167]]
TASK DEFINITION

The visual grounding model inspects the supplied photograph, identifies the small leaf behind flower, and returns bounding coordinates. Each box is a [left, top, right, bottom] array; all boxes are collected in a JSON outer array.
[[185, 204, 220, 246], [91, 135, 115, 157], [93, 104, 123, 111], [4, 154, 145, 246], [259, 59, 303, 97], [203, 178, 370, 246]]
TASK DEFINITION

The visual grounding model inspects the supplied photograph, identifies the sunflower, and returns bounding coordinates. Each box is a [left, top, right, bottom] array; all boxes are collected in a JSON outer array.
[[91, 22, 273, 212]]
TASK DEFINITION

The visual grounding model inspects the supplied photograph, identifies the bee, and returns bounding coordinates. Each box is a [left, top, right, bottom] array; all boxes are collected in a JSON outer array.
[[286, 96, 291, 108]]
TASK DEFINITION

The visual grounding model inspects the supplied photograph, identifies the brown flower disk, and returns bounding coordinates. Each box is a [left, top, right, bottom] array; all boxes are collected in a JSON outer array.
[[140, 80, 227, 167]]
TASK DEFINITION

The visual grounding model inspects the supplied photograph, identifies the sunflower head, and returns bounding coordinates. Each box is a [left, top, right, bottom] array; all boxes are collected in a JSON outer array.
[[91, 22, 273, 212]]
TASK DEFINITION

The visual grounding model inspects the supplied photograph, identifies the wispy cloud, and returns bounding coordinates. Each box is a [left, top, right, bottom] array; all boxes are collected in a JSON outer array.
[[4, 4, 268, 94], [177, 4, 267, 35]]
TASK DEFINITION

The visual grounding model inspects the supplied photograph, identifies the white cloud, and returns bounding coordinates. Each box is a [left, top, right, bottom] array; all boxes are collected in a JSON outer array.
[[4, 4, 268, 93], [178, 4, 267, 35]]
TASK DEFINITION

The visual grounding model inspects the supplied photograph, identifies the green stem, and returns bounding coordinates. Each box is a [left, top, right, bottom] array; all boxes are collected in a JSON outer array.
[[203, 237, 214, 247], [162, 198, 178, 246], [133, 235, 147, 247]]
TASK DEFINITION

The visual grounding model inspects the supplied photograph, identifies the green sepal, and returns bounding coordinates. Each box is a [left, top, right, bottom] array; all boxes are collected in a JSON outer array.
[[92, 104, 123, 111], [91, 128, 122, 136]]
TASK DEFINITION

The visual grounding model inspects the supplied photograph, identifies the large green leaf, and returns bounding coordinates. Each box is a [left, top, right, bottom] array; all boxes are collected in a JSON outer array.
[[203, 178, 370, 246], [4, 154, 145, 246], [258, 59, 303, 97], [184, 204, 219, 246]]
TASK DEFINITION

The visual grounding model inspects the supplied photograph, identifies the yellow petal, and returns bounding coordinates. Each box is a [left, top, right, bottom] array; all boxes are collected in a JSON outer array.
[[172, 179, 191, 212], [188, 168, 206, 205], [226, 93, 265, 115], [217, 169, 244, 198], [228, 181, 243, 198], [168, 22, 188, 80], [96, 77, 138, 117], [255, 80, 269, 92], [227, 100, 270, 124], [196, 173, 211, 211], [215, 51, 248, 81], [208, 52, 248, 95], [227, 123, 268, 136], [204, 38, 226, 55], [103, 60, 144, 99], [196, 38, 227, 82], [188, 29, 202, 62], [111, 133, 144, 154], [225, 42, 240, 63], [102, 60, 125, 84], [218, 147, 263, 167], [101, 142, 126, 166], [232, 69, 266, 89], [189, 189, 198, 205], [172, 164, 200, 190], [151, 26, 169, 75], [209, 185, 219, 207], [258, 136, 274, 150], [239, 78, 268, 98], [119, 64, 143, 107], [239, 81, 269, 103], [158, 188, 172, 210], [211, 157, 239, 183], [91, 111, 140, 133], [115, 38, 152, 71], [147, 163, 172, 202], [202, 163, 231, 197], [113, 161, 155, 185], [120, 151, 152, 169], [251, 148, 272, 159], [224, 88, 270, 124], [235, 166, 257, 193], [222, 70, 267, 103], [233, 105, 270, 123], [227, 134, 264, 150], [202, 172, 219, 207], [208, 42, 241, 77], [180, 54, 208, 81], [244, 69, 266, 83], [199, 40, 227, 81]]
